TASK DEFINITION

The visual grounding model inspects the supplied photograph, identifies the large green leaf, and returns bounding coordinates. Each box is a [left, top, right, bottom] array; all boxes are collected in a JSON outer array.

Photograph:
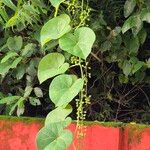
[[49, 74, 84, 107], [38, 53, 69, 84], [36, 123, 73, 150], [50, 0, 65, 8], [140, 8, 150, 24], [45, 105, 72, 126], [59, 27, 96, 59], [41, 14, 71, 46], [124, 0, 136, 18]]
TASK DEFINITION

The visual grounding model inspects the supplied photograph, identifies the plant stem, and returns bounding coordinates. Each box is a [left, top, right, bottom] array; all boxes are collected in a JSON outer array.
[[54, 7, 59, 17]]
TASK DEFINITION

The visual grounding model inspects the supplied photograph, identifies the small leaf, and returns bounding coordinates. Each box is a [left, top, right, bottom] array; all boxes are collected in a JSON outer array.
[[50, 0, 65, 8], [10, 57, 22, 69], [124, 34, 139, 54], [138, 28, 147, 44], [38, 53, 69, 83], [100, 40, 111, 52], [124, 0, 136, 18], [7, 36, 23, 51], [45, 105, 72, 126], [132, 61, 144, 74], [49, 74, 84, 107], [59, 27, 96, 59], [9, 97, 25, 115], [17, 97, 25, 116], [15, 64, 26, 80], [122, 15, 142, 34], [1, 51, 18, 63], [0, 61, 12, 75], [0, 96, 20, 105], [36, 123, 73, 150], [2, 0, 17, 11], [41, 14, 71, 46], [122, 61, 132, 76], [24, 86, 33, 98], [21, 43, 36, 57], [29, 97, 41, 106], [140, 8, 150, 24], [146, 58, 150, 68], [34, 87, 43, 98]]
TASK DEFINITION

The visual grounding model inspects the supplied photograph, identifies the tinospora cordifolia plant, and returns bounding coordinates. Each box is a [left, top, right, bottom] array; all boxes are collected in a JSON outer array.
[[36, 0, 96, 149]]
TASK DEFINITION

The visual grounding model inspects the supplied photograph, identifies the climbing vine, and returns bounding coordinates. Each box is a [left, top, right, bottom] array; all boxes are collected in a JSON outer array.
[[36, 0, 95, 149]]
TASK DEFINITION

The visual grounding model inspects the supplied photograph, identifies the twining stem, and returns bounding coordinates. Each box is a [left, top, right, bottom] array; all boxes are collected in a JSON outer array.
[[54, 7, 59, 17]]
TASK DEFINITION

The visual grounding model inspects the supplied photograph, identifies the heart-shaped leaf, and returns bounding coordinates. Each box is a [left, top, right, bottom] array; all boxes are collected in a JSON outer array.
[[36, 123, 73, 150], [38, 53, 69, 84], [45, 105, 72, 126], [50, 0, 65, 8], [41, 14, 71, 46], [7, 36, 23, 51], [49, 74, 84, 107], [59, 27, 96, 59]]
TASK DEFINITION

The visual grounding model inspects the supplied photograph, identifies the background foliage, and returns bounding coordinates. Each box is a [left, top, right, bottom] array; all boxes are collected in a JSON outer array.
[[0, 0, 149, 124]]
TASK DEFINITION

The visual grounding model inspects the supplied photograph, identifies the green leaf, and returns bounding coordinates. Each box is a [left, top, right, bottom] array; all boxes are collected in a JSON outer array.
[[21, 43, 36, 57], [1, 51, 18, 63], [59, 27, 96, 59], [100, 40, 111, 52], [132, 61, 144, 74], [45, 105, 72, 126], [0, 57, 22, 75], [138, 28, 147, 44], [140, 8, 150, 24], [15, 64, 26, 80], [49, 74, 84, 107], [146, 58, 150, 68], [36, 123, 73, 150], [124, 0, 136, 18], [38, 53, 69, 84], [24, 86, 33, 98], [0, 61, 11, 75], [2, 0, 17, 11], [122, 61, 132, 76], [17, 97, 25, 116], [29, 97, 41, 106], [7, 36, 23, 51], [122, 15, 142, 34], [125, 36, 140, 54], [34, 87, 43, 98], [50, 0, 65, 8], [0, 96, 20, 105], [41, 14, 71, 46], [10, 57, 22, 69]]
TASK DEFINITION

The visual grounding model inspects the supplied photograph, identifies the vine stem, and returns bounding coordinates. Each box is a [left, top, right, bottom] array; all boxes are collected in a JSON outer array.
[[54, 7, 59, 17]]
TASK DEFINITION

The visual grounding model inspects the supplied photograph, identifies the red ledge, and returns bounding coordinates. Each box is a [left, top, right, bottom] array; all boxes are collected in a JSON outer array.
[[0, 116, 149, 150]]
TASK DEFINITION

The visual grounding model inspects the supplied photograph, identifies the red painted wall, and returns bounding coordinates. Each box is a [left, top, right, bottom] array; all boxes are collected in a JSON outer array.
[[0, 116, 149, 150]]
